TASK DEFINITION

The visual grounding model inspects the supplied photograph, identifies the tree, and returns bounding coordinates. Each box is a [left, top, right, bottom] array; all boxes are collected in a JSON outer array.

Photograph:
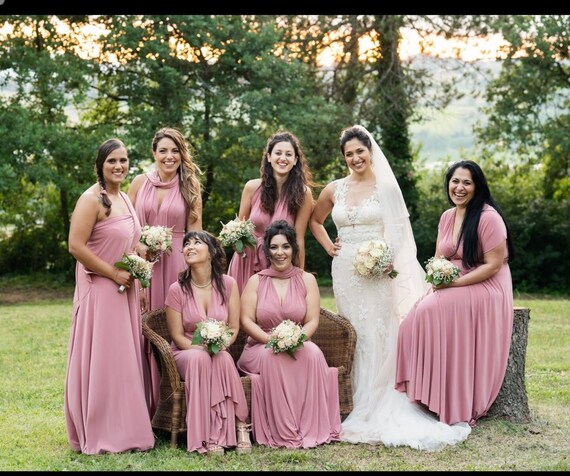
[[280, 15, 477, 219], [0, 15, 105, 275], [476, 15, 570, 201]]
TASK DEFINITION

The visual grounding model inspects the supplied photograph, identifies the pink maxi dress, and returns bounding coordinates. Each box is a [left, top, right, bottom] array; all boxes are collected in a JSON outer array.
[[135, 170, 188, 417], [227, 185, 294, 293], [395, 205, 514, 426], [237, 266, 341, 448], [65, 192, 154, 454], [165, 275, 249, 454]]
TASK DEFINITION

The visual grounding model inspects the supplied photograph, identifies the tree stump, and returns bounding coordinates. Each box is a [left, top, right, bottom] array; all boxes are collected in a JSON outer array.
[[486, 307, 531, 423]]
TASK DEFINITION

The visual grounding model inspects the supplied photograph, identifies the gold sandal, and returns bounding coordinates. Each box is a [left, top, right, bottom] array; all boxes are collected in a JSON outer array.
[[206, 443, 225, 455], [236, 422, 252, 454]]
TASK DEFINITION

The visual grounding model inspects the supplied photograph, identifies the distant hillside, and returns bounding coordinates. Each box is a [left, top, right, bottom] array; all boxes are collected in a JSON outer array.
[[409, 58, 502, 166]]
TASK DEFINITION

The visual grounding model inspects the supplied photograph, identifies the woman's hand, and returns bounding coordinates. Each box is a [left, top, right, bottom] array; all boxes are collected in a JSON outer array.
[[113, 268, 132, 287], [135, 242, 150, 261], [328, 237, 341, 257], [139, 288, 148, 313], [432, 282, 447, 292]]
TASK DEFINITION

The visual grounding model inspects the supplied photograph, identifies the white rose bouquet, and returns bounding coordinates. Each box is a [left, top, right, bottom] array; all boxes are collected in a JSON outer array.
[[140, 225, 173, 262], [114, 253, 154, 293], [265, 319, 308, 360], [191, 318, 233, 355], [218, 217, 256, 258], [424, 256, 461, 286], [353, 239, 398, 279]]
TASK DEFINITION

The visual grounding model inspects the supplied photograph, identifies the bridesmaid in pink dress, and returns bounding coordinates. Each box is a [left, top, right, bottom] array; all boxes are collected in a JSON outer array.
[[396, 160, 515, 427], [65, 138, 154, 454], [165, 230, 251, 455], [227, 131, 314, 293], [237, 220, 341, 448], [128, 127, 202, 417]]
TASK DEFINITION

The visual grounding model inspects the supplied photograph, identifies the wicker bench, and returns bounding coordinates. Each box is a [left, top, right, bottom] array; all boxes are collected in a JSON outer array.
[[141, 307, 357, 448]]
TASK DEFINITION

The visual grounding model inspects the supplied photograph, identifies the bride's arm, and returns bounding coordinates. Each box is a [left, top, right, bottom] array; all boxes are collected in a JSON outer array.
[[309, 182, 340, 257]]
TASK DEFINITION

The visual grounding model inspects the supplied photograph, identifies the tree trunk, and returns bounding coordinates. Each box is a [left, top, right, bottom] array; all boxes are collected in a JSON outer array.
[[486, 307, 531, 423], [373, 15, 419, 220]]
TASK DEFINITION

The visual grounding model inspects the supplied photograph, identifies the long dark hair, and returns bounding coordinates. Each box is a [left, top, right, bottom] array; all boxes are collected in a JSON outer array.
[[263, 219, 300, 268], [95, 138, 126, 217], [178, 230, 228, 304], [259, 131, 314, 216], [445, 160, 515, 268]]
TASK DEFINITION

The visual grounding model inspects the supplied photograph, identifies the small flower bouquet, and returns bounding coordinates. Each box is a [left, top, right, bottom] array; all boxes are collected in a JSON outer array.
[[265, 319, 308, 360], [140, 225, 173, 262], [191, 318, 234, 355], [114, 253, 154, 293], [424, 256, 461, 286], [353, 239, 398, 279], [218, 217, 256, 258]]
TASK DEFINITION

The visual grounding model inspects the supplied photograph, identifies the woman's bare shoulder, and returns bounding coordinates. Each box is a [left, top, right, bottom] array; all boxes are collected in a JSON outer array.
[[244, 178, 262, 190]]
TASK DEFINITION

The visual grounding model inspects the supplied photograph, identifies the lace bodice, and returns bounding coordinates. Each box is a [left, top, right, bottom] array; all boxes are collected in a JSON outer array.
[[331, 178, 385, 244]]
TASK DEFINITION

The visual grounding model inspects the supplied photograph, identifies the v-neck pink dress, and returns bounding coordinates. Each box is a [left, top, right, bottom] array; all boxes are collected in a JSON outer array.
[[396, 205, 514, 426], [237, 266, 341, 448], [227, 185, 294, 293], [65, 192, 154, 454], [165, 274, 248, 454]]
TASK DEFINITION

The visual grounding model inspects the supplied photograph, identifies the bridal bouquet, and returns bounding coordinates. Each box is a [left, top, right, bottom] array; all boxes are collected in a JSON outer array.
[[140, 225, 173, 262], [353, 239, 398, 279], [114, 253, 154, 293], [424, 256, 461, 286], [218, 217, 256, 257], [191, 318, 233, 355], [265, 319, 308, 360]]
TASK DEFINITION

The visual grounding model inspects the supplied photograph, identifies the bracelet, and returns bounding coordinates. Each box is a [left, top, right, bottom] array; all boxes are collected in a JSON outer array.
[[114, 269, 119, 281]]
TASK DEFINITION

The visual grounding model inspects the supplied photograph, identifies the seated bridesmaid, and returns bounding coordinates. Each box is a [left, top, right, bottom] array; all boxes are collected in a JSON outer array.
[[165, 230, 251, 455], [237, 220, 341, 449]]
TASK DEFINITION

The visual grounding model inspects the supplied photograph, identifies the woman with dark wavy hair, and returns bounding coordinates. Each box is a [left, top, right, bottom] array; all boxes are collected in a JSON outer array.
[[165, 230, 251, 455], [227, 130, 314, 293], [396, 159, 515, 427]]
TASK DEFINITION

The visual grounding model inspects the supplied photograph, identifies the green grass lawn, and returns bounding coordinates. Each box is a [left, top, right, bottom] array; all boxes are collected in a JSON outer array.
[[0, 291, 568, 471]]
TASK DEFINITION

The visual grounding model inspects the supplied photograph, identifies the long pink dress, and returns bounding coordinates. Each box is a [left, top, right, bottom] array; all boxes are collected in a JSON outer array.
[[395, 205, 513, 426], [227, 185, 294, 293], [164, 275, 249, 454], [237, 266, 341, 449], [65, 192, 154, 454], [135, 170, 188, 416]]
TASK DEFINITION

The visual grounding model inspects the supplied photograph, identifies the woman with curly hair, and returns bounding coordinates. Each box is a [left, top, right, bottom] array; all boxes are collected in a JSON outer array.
[[227, 130, 314, 293]]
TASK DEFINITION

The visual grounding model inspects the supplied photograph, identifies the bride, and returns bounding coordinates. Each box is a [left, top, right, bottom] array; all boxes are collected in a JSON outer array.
[[309, 125, 471, 450]]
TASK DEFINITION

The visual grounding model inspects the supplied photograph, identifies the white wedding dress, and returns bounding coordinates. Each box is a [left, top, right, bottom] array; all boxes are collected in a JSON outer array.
[[331, 177, 471, 450]]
